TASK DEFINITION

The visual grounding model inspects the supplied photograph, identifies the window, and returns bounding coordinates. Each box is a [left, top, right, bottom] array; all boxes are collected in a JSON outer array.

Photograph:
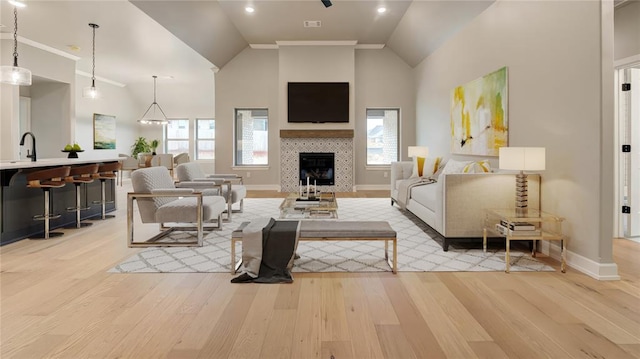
[[235, 109, 268, 165], [196, 118, 215, 160], [366, 109, 399, 165], [165, 119, 189, 155]]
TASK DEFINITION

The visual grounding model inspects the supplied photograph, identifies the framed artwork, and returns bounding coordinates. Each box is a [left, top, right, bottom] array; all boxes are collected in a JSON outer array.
[[450, 66, 508, 156], [93, 113, 116, 149]]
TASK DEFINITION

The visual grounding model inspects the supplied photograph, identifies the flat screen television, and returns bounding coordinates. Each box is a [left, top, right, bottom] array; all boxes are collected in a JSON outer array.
[[287, 82, 349, 123]]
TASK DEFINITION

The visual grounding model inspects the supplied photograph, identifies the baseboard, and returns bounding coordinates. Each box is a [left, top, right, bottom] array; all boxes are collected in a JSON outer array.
[[623, 236, 640, 243], [353, 184, 390, 191], [539, 241, 620, 280], [244, 184, 281, 191]]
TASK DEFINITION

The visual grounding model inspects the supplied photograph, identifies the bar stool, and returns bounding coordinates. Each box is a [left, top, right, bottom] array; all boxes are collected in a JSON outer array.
[[92, 162, 121, 220], [65, 163, 99, 228], [25, 166, 71, 239]]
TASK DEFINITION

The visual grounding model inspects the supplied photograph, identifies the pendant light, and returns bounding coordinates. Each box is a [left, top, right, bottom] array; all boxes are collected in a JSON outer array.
[[82, 23, 100, 99], [0, 6, 32, 86], [138, 75, 168, 125]]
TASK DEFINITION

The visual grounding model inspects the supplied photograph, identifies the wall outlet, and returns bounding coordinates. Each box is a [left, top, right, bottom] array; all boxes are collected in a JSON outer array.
[[384, 172, 388, 178], [246, 172, 251, 178]]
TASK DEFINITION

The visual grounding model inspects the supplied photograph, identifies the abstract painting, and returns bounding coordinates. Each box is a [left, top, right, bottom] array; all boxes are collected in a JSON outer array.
[[450, 67, 508, 156], [93, 113, 116, 149]]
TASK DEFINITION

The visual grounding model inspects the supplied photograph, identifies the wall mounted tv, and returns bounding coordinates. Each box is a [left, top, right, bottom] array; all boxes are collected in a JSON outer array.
[[287, 82, 349, 123]]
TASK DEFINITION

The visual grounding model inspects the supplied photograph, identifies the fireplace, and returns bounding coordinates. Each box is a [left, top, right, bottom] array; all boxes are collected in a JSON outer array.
[[299, 152, 334, 186], [280, 133, 352, 192]]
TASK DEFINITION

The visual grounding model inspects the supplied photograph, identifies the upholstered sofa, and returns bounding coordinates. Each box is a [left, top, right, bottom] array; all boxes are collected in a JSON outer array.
[[390, 160, 540, 251]]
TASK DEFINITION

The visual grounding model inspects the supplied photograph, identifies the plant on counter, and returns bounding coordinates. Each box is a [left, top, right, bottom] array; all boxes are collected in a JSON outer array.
[[150, 139, 159, 155], [131, 137, 151, 159]]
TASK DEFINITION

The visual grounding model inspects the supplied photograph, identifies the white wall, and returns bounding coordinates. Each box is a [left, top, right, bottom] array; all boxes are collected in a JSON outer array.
[[355, 48, 415, 186], [30, 82, 71, 158], [75, 75, 140, 159], [215, 48, 280, 186], [0, 83, 20, 161], [1, 40, 76, 160], [614, 1, 640, 61], [414, 0, 616, 275]]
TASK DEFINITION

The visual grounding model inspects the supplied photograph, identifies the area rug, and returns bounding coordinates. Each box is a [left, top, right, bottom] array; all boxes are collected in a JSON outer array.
[[109, 198, 555, 273]]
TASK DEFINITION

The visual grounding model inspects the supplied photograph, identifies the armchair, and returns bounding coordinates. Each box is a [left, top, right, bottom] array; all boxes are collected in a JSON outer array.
[[150, 153, 175, 177], [128, 167, 227, 247], [118, 154, 139, 186], [173, 152, 190, 167], [175, 162, 247, 221]]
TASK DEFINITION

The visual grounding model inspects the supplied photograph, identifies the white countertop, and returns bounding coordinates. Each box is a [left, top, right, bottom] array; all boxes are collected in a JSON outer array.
[[0, 157, 121, 170]]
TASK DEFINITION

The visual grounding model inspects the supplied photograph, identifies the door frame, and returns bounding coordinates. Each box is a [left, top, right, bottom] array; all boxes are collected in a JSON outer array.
[[614, 54, 640, 241]]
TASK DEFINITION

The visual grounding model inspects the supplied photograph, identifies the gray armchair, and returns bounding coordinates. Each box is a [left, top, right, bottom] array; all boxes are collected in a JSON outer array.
[[128, 166, 227, 247], [175, 162, 247, 221], [173, 152, 190, 167], [118, 154, 139, 186]]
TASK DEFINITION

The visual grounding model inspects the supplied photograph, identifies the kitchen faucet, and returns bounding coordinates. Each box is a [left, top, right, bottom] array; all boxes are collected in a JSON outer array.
[[19, 132, 36, 162]]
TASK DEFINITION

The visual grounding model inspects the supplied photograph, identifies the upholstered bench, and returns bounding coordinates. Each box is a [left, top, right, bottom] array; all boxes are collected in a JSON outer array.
[[231, 220, 397, 274]]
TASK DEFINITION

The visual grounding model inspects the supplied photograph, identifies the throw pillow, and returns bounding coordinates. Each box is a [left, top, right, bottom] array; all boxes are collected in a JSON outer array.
[[428, 161, 446, 181], [422, 156, 443, 176], [463, 160, 492, 173], [409, 156, 426, 178], [441, 159, 473, 174]]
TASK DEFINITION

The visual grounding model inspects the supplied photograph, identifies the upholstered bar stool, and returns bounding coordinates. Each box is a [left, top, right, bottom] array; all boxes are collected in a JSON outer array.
[[25, 166, 71, 239], [92, 162, 121, 220], [65, 163, 99, 228]]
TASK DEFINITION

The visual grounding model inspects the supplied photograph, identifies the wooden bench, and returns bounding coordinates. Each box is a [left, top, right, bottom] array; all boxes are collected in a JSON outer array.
[[231, 220, 397, 274]]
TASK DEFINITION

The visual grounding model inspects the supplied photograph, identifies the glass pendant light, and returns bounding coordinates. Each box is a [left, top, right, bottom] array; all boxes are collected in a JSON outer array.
[[138, 75, 168, 125], [0, 6, 32, 86], [82, 23, 101, 99]]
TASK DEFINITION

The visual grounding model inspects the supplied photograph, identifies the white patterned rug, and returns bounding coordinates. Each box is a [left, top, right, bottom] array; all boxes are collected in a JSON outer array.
[[109, 198, 555, 273]]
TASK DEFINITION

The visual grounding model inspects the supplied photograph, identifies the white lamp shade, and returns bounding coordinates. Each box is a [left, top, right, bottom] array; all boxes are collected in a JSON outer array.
[[499, 147, 546, 171], [408, 146, 429, 158], [0, 66, 32, 86]]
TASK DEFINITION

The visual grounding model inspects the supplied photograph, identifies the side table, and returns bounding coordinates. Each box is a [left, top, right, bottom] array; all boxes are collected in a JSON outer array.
[[483, 208, 566, 273]]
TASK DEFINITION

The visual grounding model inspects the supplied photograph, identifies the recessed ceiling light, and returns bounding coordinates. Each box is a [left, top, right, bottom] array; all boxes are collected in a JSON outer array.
[[245, 6, 255, 13], [8, 0, 27, 8], [377, 6, 387, 13]]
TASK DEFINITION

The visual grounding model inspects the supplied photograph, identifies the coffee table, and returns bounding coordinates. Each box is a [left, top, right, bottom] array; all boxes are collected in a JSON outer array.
[[279, 192, 338, 219]]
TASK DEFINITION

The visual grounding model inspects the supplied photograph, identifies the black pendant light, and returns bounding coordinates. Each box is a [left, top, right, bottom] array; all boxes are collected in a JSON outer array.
[[138, 75, 168, 125], [82, 23, 100, 99]]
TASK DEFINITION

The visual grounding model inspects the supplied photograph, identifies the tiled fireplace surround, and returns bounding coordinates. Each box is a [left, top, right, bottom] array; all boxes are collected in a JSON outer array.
[[280, 130, 354, 192]]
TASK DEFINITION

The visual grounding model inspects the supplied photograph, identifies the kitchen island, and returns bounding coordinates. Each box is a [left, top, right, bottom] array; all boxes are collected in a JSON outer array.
[[0, 158, 121, 245]]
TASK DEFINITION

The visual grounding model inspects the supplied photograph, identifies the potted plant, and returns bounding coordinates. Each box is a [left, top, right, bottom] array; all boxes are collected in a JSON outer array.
[[131, 137, 151, 159], [150, 139, 159, 155]]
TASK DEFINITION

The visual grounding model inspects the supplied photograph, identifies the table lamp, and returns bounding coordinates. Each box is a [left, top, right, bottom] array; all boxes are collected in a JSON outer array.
[[499, 147, 545, 216], [408, 146, 429, 159]]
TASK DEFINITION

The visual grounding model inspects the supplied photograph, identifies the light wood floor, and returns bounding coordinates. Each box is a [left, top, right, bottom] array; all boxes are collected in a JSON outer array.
[[1, 182, 639, 359]]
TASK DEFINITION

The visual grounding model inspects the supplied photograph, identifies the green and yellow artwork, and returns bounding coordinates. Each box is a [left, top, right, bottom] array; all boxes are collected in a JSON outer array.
[[93, 113, 116, 149], [450, 67, 508, 156]]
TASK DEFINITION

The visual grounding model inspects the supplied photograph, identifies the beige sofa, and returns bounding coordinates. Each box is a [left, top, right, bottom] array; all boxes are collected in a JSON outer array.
[[390, 161, 540, 251]]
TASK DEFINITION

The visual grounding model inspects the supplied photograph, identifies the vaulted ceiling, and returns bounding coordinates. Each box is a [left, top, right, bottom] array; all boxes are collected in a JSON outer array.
[[132, 0, 494, 69], [0, 0, 494, 87]]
